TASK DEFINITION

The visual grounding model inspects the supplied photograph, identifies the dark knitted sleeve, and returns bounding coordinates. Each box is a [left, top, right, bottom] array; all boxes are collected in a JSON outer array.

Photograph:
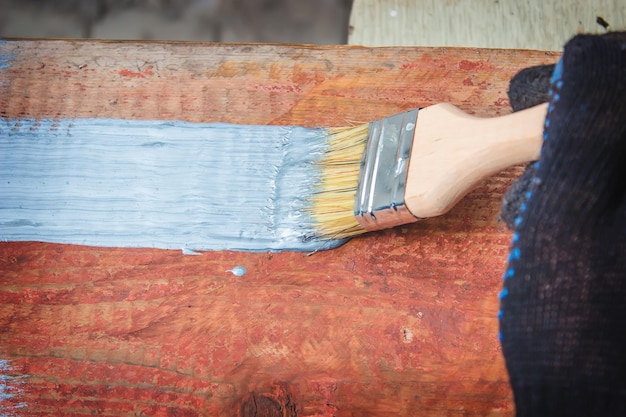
[[500, 64, 553, 228], [498, 33, 626, 417]]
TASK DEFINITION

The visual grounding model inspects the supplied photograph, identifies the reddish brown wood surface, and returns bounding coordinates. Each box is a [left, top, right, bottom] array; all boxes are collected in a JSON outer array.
[[0, 40, 558, 416]]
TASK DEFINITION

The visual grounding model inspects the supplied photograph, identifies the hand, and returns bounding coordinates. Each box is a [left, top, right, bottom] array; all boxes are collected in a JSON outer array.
[[499, 33, 626, 416]]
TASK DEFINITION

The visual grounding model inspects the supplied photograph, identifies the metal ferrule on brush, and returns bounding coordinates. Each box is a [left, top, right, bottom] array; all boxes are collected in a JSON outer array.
[[354, 109, 420, 231]]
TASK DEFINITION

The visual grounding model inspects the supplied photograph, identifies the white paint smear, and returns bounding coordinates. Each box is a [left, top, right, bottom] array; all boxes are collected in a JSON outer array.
[[0, 360, 27, 415], [0, 118, 347, 252]]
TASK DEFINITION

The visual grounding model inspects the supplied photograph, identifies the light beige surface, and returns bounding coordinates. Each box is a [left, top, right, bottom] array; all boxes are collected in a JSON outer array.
[[405, 103, 547, 218], [349, 0, 626, 50]]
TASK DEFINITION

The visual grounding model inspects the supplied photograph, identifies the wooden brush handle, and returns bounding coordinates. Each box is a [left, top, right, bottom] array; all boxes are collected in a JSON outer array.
[[405, 103, 547, 218]]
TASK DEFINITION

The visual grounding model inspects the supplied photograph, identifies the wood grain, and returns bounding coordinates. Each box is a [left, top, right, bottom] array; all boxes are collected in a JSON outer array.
[[349, 0, 625, 50], [0, 40, 558, 416], [405, 103, 547, 219]]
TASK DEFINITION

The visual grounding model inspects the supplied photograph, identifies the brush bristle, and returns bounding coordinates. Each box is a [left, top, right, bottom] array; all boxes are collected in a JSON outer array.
[[308, 123, 370, 240]]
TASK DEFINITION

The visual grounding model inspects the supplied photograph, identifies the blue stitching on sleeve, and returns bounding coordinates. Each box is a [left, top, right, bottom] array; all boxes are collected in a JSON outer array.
[[499, 57, 564, 342], [499, 288, 509, 299]]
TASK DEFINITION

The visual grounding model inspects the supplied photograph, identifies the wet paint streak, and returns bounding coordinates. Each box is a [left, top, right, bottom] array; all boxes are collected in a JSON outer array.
[[0, 360, 27, 416], [0, 117, 347, 252]]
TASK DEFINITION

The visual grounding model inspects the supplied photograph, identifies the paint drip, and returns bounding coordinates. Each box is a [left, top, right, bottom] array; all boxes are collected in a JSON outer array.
[[0, 118, 347, 252], [226, 266, 247, 276]]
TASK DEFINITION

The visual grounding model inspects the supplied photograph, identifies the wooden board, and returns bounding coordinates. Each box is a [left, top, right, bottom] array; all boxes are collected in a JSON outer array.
[[349, 0, 625, 50], [0, 40, 558, 416]]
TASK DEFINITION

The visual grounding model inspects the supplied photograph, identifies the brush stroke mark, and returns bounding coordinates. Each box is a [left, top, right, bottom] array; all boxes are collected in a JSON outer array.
[[0, 41, 14, 89], [0, 360, 27, 416], [0, 117, 347, 252], [0, 41, 13, 70]]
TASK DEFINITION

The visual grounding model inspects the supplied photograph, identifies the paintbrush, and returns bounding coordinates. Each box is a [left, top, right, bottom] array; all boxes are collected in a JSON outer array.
[[0, 103, 546, 252], [309, 102, 548, 240]]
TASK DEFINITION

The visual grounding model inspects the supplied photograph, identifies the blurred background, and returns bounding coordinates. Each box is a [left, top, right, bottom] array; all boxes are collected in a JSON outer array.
[[2, 1, 624, 50], [0, 0, 354, 44]]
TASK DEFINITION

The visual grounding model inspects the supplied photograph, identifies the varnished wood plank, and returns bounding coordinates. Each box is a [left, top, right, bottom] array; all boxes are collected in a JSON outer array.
[[0, 40, 558, 416]]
